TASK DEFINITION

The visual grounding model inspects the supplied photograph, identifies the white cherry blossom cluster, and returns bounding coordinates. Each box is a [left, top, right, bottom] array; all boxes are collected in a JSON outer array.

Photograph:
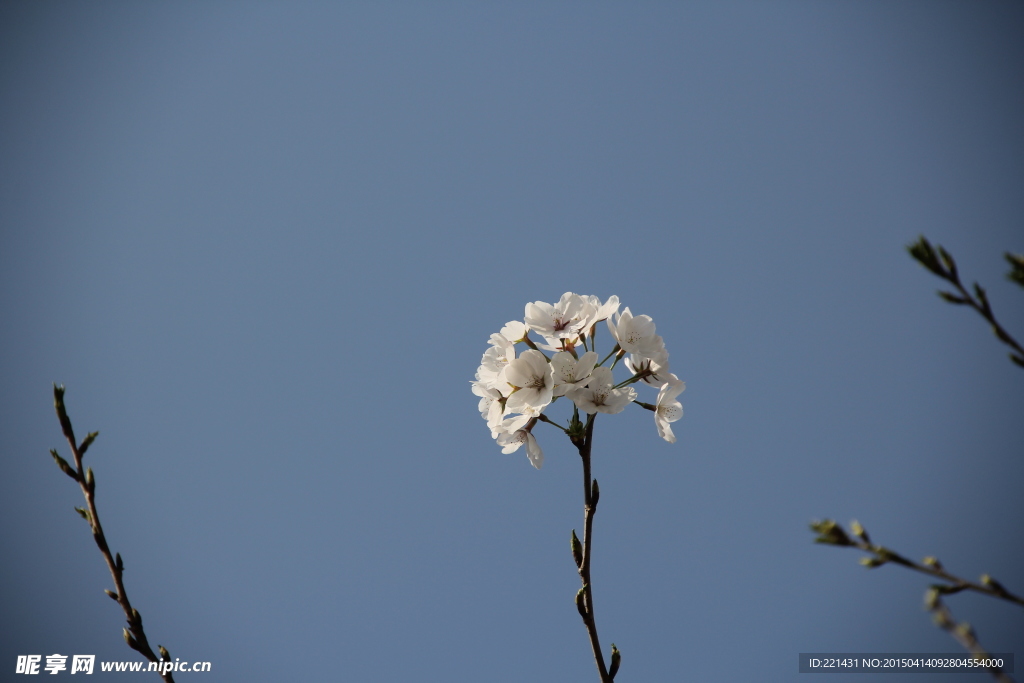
[[472, 293, 685, 468]]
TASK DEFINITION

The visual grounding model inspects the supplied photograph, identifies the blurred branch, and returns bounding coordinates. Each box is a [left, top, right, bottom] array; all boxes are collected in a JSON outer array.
[[925, 588, 1016, 683], [51, 385, 175, 682], [908, 236, 1024, 368], [810, 519, 1024, 608]]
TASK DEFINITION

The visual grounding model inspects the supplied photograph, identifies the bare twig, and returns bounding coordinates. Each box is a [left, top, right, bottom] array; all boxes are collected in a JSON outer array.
[[925, 588, 1015, 683], [51, 385, 174, 682], [908, 236, 1024, 368]]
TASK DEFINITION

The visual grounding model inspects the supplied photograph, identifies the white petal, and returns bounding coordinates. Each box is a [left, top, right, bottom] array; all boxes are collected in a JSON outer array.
[[525, 432, 544, 469]]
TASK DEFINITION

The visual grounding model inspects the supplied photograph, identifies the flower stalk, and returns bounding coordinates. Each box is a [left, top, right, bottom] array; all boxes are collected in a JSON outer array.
[[573, 415, 616, 682], [472, 293, 684, 680]]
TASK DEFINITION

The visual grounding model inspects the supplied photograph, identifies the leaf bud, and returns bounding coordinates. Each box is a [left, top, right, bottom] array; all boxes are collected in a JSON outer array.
[[123, 628, 139, 651], [924, 587, 941, 610], [575, 586, 587, 617], [79, 431, 99, 455], [937, 245, 958, 279], [810, 519, 852, 546], [571, 530, 583, 568], [609, 643, 621, 679], [159, 645, 171, 662], [922, 556, 942, 570], [591, 479, 600, 506], [116, 553, 124, 573], [104, 589, 119, 601], [51, 450, 79, 481], [859, 556, 886, 569], [907, 237, 944, 276], [568, 417, 585, 443], [850, 520, 870, 544], [955, 621, 975, 641], [85, 467, 95, 493], [938, 291, 969, 305], [53, 384, 76, 443], [875, 547, 911, 566], [980, 574, 1008, 596]]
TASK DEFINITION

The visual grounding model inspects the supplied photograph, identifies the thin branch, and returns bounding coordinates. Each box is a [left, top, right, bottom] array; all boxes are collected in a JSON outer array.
[[536, 413, 569, 434], [908, 237, 1024, 368], [571, 414, 616, 683], [925, 589, 1015, 683], [810, 520, 1024, 608], [52, 385, 174, 682]]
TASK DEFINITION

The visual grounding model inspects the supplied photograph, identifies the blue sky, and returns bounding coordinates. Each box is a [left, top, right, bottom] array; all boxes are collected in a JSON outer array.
[[2, 2, 1022, 681]]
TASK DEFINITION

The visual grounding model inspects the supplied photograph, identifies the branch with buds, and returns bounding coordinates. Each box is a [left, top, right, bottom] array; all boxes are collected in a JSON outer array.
[[811, 519, 1019, 683], [810, 520, 1023, 607], [50, 385, 175, 683], [925, 589, 1015, 683], [907, 236, 1024, 368]]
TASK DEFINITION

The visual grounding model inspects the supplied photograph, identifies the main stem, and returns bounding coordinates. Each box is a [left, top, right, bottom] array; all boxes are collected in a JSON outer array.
[[576, 415, 612, 683]]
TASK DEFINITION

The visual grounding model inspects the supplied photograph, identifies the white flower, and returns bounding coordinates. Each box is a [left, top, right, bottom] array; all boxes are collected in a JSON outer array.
[[495, 416, 544, 469], [654, 374, 685, 443], [551, 351, 598, 397], [579, 295, 620, 334], [606, 307, 665, 358], [525, 292, 588, 342], [624, 351, 671, 388], [567, 366, 636, 415], [503, 349, 554, 414], [476, 333, 516, 390], [500, 320, 529, 343], [471, 380, 507, 436]]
